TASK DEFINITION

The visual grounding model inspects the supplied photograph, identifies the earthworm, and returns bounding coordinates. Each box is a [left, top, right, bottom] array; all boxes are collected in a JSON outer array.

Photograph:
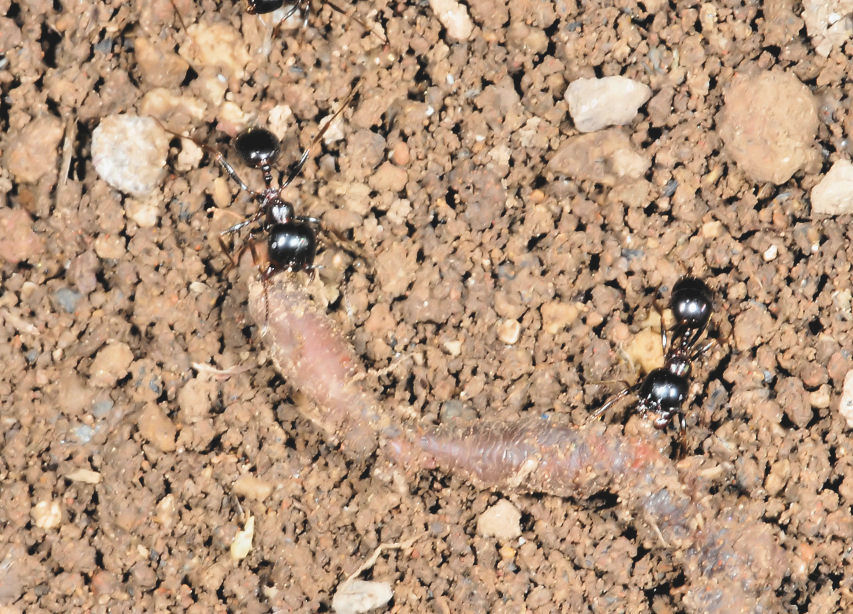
[[247, 276, 790, 613], [248, 277, 394, 460]]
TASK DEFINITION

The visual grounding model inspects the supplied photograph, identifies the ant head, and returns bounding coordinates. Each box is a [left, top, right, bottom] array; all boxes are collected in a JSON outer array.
[[235, 128, 281, 169], [246, 0, 285, 15], [639, 368, 688, 413], [670, 277, 713, 331], [268, 222, 317, 272], [267, 200, 295, 225]]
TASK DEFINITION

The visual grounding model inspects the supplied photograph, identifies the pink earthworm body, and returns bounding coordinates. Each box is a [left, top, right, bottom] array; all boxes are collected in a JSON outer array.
[[248, 277, 790, 614]]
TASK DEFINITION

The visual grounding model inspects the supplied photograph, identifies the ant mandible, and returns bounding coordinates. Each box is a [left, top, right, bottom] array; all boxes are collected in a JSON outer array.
[[591, 277, 715, 437]]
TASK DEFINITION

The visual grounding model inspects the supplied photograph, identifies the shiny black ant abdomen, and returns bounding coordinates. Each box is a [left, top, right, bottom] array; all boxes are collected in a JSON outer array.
[[246, 0, 286, 14], [592, 277, 715, 436]]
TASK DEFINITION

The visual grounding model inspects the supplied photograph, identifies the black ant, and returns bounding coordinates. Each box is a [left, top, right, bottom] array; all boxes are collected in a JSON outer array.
[[159, 81, 360, 316], [591, 277, 715, 442]]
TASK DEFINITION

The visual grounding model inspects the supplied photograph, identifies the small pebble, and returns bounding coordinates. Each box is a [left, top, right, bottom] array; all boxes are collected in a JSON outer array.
[[156, 494, 178, 529], [811, 159, 853, 215], [0, 208, 45, 265], [332, 580, 394, 614], [32, 500, 62, 530], [267, 104, 293, 140], [175, 137, 203, 172], [92, 115, 169, 196], [68, 250, 99, 294], [717, 69, 818, 185], [840, 370, 853, 428], [369, 161, 408, 193], [179, 22, 251, 79], [625, 326, 665, 374], [442, 339, 462, 356], [219, 101, 253, 132], [230, 516, 255, 561], [802, 0, 853, 56], [134, 36, 189, 88], [497, 319, 521, 344], [94, 234, 126, 260], [565, 76, 652, 133], [429, 0, 474, 40], [540, 301, 580, 334], [763, 244, 778, 261], [440, 399, 478, 421], [548, 128, 651, 186], [138, 404, 177, 452], [53, 287, 82, 313], [71, 424, 96, 444], [232, 475, 274, 502], [125, 198, 160, 228], [177, 378, 216, 422], [810, 384, 831, 409], [477, 499, 522, 541], [89, 341, 134, 388], [390, 141, 410, 166], [4, 115, 64, 183], [65, 469, 102, 484]]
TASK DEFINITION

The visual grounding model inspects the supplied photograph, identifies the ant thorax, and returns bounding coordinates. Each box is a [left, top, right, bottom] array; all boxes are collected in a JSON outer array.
[[267, 200, 295, 225]]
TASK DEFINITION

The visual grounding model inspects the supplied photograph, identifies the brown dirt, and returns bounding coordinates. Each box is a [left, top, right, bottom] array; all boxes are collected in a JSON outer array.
[[1, 0, 852, 612]]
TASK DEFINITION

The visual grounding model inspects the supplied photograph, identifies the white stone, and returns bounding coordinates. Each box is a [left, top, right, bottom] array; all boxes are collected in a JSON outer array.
[[811, 159, 853, 215], [126, 198, 160, 228], [763, 244, 778, 261], [32, 500, 62, 529], [230, 515, 254, 561], [565, 76, 652, 133], [429, 0, 474, 41], [803, 0, 853, 57], [497, 319, 521, 344], [92, 115, 169, 196], [332, 580, 394, 614], [477, 499, 522, 541], [840, 370, 853, 428]]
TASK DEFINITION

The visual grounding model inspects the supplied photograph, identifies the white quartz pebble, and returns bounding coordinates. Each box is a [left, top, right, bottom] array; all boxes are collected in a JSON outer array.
[[565, 76, 652, 133]]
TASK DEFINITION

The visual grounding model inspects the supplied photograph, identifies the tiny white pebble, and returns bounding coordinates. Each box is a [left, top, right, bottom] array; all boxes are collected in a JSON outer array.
[[92, 114, 169, 196], [428, 0, 474, 40], [446, 74, 455, 85], [763, 244, 778, 261], [840, 371, 853, 428], [477, 499, 522, 541], [32, 500, 62, 530], [332, 580, 393, 614], [497, 319, 521, 344], [230, 515, 255, 561], [442, 339, 462, 356]]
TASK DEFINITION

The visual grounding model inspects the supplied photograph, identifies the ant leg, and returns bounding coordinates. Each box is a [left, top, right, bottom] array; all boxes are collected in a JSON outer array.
[[218, 235, 240, 269], [294, 215, 322, 225], [673, 414, 689, 459], [259, 265, 276, 323], [168, 0, 192, 31], [651, 298, 668, 357], [591, 384, 637, 420], [154, 119, 261, 197], [213, 154, 259, 195], [279, 77, 362, 190], [689, 338, 716, 362], [221, 206, 267, 237], [322, 0, 388, 43]]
